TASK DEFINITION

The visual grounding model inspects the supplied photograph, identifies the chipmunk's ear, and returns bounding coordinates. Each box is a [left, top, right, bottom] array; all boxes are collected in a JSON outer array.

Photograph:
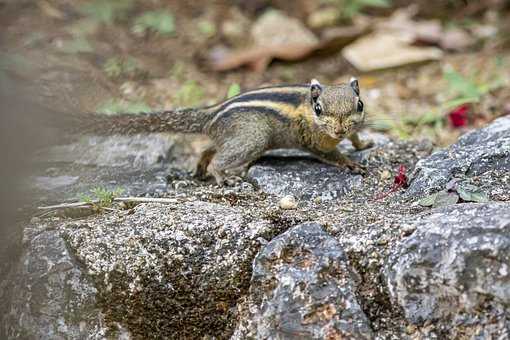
[[310, 79, 322, 103], [350, 77, 360, 96]]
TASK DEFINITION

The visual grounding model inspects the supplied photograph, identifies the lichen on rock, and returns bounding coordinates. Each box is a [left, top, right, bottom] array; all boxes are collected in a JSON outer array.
[[385, 203, 510, 335], [233, 223, 374, 340]]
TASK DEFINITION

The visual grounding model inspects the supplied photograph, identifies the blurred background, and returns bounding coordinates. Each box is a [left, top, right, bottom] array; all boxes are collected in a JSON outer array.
[[2, 0, 510, 142], [0, 0, 509, 237]]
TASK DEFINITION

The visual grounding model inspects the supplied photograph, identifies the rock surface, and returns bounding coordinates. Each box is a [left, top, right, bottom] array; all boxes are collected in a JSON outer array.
[[386, 203, 510, 335], [30, 133, 207, 201], [59, 200, 285, 339], [2, 117, 510, 339], [42, 134, 176, 168], [233, 223, 373, 339], [248, 132, 390, 200], [0, 224, 111, 340], [248, 155, 364, 200], [408, 115, 510, 197]]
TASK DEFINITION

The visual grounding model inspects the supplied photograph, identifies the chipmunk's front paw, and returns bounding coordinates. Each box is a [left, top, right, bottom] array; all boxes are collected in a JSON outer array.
[[357, 139, 374, 150], [361, 139, 375, 150], [192, 168, 208, 180], [224, 175, 244, 187], [346, 160, 367, 175]]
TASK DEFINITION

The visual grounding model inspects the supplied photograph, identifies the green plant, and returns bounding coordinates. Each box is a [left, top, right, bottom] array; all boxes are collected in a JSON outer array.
[[169, 61, 187, 81], [418, 180, 489, 208], [79, 0, 134, 24], [97, 99, 151, 115], [59, 37, 94, 54], [132, 11, 175, 36], [79, 187, 124, 208], [103, 56, 141, 79], [197, 19, 216, 38], [66, 19, 100, 38], [227, 83, 241, 98], [173, 80, 204, 107], [442, 67, 503, 109], [323, 0, 391, 19]]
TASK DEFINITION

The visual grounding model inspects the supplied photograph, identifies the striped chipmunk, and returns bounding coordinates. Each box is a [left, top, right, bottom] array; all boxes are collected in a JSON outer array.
[[81, 78, 373, 185]]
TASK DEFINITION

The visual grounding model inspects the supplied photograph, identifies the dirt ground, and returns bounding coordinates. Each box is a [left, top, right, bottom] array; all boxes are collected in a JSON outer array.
[[1, 0, 509, 147]]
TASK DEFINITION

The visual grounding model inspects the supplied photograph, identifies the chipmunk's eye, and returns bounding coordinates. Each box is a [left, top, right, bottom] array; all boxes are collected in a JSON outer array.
[[314, 103, 322, 116], [357, 99, 364, 113]]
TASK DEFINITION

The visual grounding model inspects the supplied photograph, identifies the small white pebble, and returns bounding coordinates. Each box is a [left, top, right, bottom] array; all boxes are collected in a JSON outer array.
[[279, 195, 298, 210]]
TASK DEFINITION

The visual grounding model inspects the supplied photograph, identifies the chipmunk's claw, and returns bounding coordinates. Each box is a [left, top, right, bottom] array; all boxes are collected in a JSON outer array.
[[224, 176, 244, 187], [346, 161, 367, 175], [358, 139, 374, 150]]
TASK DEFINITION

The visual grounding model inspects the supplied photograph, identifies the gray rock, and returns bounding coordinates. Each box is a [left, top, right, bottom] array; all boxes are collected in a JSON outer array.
[[233, 223, 373, 340], [42, 134, 175, 168], [30, 134, 206, 201], [408, 115, 510, 196], [386, 203, 510, 326], [247, 157, 364, 201], [0, 224, 113, 340], [248, 132, 389, 201], [60, 201, 282, 339]]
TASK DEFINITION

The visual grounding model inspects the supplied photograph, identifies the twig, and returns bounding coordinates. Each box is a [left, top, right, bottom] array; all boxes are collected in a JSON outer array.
[[37, 201, 99, 210], [37, 197, 179, 210], [113, 197, 179, 204]]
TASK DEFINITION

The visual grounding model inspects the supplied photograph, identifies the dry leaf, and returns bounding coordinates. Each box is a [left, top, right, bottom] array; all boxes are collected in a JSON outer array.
[[369, 5, 475, 56], [440, 27, 475, 51], [210, 10, 367, 72], [342, 33, 443, 72]]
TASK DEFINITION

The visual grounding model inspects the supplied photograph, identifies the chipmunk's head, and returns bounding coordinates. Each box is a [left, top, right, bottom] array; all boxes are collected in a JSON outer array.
[[309, 78, 365, 139]]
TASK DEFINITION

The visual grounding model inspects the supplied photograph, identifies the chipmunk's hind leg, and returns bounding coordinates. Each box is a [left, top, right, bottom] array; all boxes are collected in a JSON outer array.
[[193, 145, 216, 180], [207, 134, 269, 186]]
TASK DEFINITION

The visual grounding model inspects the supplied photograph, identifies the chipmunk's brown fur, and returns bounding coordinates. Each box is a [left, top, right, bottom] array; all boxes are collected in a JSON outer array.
[[82, 78, 372, 184]]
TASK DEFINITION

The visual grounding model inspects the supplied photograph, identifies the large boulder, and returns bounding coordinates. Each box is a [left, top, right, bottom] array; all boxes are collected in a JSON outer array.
[[408, 115, 510, 196], [2, 114, 508, 339], [31, 133, 207, 201], [59, 201, 283, 339], [247, 156, 364, 201], [247, 132, 390, 201], [0, 224, 113, 339], [233, 223, 374, 339], [42, 134, 176, 169], [386, 203, 510, 331]]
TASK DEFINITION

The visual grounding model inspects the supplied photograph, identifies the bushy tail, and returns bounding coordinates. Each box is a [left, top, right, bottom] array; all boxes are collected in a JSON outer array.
[[72, 107, 215, 135]]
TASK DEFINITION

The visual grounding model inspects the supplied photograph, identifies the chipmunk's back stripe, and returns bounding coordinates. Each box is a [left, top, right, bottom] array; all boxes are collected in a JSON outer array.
[[254, 84, 308, 90], [209, 98, 301, 127], [219, 88, 305, 110], [207, 85, 308, 112], [233, 91, 304, 107], [215, 105, 290, 124]]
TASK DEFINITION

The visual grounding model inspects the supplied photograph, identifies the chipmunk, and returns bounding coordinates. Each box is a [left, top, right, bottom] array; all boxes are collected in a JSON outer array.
[[81, 78, 373, 185]]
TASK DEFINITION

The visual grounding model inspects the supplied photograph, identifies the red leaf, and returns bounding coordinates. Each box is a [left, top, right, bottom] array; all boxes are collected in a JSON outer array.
[[448, 104, 469, 128], [394, 164, 408, 187], [374, 165, 408, 200]]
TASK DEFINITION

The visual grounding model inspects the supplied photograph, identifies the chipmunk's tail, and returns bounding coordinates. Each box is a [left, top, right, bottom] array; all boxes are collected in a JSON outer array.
[[70, 107, 216, 135]]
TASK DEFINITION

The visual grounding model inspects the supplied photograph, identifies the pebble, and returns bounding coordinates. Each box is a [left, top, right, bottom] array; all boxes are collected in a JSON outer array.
[[279, 195, 298, 210]]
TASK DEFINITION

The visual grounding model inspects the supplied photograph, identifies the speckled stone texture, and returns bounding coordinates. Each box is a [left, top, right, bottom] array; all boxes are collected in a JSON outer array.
[[0, 224, 108, 340], [408, 115, 510, 196], [2, 117, 509, 339], [386, 203, 510, 336], [31, 133, 204, 201], [233, 223, 374, 340], [60, 201, 284, 339], [247, 132, 389, 200]]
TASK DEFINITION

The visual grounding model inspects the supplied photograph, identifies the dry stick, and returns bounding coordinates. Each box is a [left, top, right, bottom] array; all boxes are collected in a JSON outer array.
[[37, 197, 179, 211]]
